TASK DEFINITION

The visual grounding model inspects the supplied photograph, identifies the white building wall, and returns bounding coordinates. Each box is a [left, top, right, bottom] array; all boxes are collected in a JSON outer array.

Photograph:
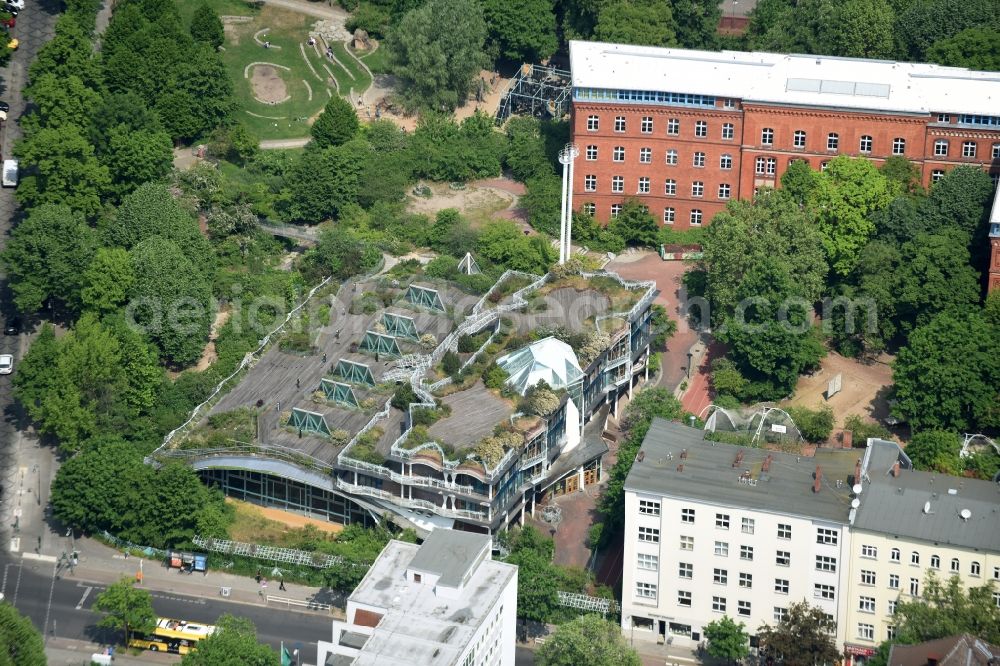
[[622, 490, 850, 649], [454, 568, 519, 666]]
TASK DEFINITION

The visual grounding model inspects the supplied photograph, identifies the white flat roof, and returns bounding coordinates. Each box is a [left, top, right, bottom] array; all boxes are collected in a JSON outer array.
[[569, 40, 1000, 116]]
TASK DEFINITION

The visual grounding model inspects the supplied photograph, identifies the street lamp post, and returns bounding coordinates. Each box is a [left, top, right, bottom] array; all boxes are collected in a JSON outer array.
[[686, 351, 694, 379]]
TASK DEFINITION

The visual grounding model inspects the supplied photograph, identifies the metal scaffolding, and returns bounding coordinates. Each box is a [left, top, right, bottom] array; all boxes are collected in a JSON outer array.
[[557, 591, 618, 617], [458, 252, 481, 275], [320, 379, 359, 408], [381, 313, 419, 340], [496, 64, 572, 125], [404, 285, 444, 312], [332, 359, 375, 387], [360, 331, 402, 358], [289, 408, 331, 437]]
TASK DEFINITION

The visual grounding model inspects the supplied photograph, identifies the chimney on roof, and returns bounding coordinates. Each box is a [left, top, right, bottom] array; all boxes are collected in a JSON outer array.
[[813, 466, 822, 494], [842, 430, 853, 449], [677, 464, 684, 473], [680, 449, 688, 459], [855, 459, 862, 485], [891, 462, 900, 478]]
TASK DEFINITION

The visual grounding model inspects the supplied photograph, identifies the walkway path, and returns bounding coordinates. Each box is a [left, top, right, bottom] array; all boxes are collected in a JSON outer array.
[[259, 0, 348, 21], [260, 137, 311, 149]]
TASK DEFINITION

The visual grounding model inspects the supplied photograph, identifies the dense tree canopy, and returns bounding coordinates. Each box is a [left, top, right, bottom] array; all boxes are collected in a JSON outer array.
[[536, 614, 640, 666], [703, 616, 750, 662], [757, 601, 839, 666], [893, 573, 1000, 645], [93, 578, 157, 645], [181, 615, 277, 666], [189, 2, 225, 50], [310, 96, 360, 149], [480, 0, 558, 63], [0, 602, 46, 666], [927, 28, 1000, 70], [594, 0, 676, 47]]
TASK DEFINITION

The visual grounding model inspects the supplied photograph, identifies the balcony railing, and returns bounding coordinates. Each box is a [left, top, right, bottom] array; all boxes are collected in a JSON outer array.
[[337, 456, 488, 498], [335, 479, 488, 522]]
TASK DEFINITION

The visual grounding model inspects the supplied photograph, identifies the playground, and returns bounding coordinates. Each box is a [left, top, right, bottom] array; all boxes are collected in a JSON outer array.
[[781, 351, 894, 430]]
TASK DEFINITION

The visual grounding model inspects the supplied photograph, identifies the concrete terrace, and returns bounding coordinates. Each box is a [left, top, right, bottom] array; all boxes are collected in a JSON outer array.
[[427, 382, 515, 448]]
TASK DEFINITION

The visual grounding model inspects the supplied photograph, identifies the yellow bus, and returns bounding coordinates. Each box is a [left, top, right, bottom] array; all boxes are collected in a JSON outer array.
[[128, 617, 217, 654]]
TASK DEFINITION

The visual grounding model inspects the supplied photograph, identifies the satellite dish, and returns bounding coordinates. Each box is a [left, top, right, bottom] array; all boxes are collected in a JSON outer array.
[[852, 484, 863, 494], [851, 498, 860, 509], [923, 501, 931, 514], [960, 508, 972, 521]]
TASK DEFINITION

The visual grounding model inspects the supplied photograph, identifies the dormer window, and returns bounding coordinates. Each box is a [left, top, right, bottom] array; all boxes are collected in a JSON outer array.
[[413, 573, 422, 583]]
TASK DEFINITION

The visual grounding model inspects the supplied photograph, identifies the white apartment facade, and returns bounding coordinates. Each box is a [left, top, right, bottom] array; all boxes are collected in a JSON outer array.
[[622, 420, 857, 648]]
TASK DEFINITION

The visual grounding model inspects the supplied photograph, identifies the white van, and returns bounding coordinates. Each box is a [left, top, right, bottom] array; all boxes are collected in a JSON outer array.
[[2, 159, 17, 187]]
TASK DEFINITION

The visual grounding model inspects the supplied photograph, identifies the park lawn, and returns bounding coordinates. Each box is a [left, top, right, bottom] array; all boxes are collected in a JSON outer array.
[[177, 0, 257, 25], [328, 41, 372, 97], [356, 44, 390, 75], [220, 6, 334, 140]]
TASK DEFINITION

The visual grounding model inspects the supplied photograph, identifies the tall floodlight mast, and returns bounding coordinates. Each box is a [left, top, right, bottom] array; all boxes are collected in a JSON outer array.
[[558, 143, 579, 264]]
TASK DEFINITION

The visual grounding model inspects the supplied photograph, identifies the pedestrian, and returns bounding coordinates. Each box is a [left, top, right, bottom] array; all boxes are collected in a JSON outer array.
[[123, 550, 128, 560], [296, 378, 300, 389], [279, 578, 286, 591], [255, 569, 262, 584], [323, 352, 328, 363], [264, 40, 271, 49]]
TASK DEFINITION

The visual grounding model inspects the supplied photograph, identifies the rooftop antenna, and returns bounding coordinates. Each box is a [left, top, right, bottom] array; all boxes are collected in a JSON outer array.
[[557, 143, 579, 264], [960, 508, 972, 521], [922, 501, 932, 515]]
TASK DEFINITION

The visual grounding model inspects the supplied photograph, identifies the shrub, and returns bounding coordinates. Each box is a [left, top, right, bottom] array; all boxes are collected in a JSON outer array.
[[482, 362, 508, 389], [521, 382, 560, 416], [390, 383, 418, 410], [844, 414, 891, 445], [442, 350, 461, 375], [787, 405, 835, 443]]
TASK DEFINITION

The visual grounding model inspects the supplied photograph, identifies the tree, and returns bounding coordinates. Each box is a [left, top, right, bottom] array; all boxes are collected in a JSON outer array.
[[14, 124, 111, 220], [504, 117, 554, 183], [388, 0, 487, 111], [189, 2, 224, 49], [476, 220, 555, 273], [757, 601, 839, 666], [923, 165, 995, 243], [300, 228, 382, 283], [703, 616, 750, 662], [286, 141, 367, 222], [671, 0, 722, 49], [155, 43, 235, 141], [23, 73, 101, 133], [608, 199, 659, 247], [779, 160, 818, 206], [892, 310, 1000, 432], [1, 203, 96, 313], [536, 614, 640, 666], [310, 96, 360, 149], [0, 601, 46, 666], [93, 578, 156, 645], [809, 156, 894, 276], [880, 156, 923, 195], [786, 405, 835, 443], [181, 615, 277, 665], [906, 430, 962, 474], [894, 572, 1000, 645], [896, 0, 997, 60], [927, 28, 1000, 71], [101, 124, 173, 199], [595, 0, 676, 47], [28, 14, 103, 88], [481, 0, 558, 63], [821, 0, 895, 58]]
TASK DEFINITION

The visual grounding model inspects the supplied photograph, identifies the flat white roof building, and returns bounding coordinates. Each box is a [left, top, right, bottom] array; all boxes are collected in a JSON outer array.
[[317, 530, 518, 666], [569, 41, 1000, 116]]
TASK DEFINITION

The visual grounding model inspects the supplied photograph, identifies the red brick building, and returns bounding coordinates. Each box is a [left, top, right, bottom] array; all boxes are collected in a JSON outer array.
[[568, 41, 1000, 231], [989, 185, 1000, 293]]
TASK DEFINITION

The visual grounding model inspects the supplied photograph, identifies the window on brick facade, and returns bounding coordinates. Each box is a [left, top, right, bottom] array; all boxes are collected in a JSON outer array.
[[639, 147, 652, 163], [794, 130, 806, 148], [860, 135, 873, 153], [690, 209, 703, 226], [932, 169, 945, 183], [584, 175, 596, 191], [614, 116, 625, 132], [666, 149, 678, 165], [722, 123, 734, 139], [612, 175, 624, 193], [582, 202, 595, 216], [723, 98, 736, 109], [638, 177, 650, 194], [720, 154, 733, 169], [993, 143, 1000, 159], [587, 115, 599, 131], [718, 183, 731, 199], [937, 113, 950, 122], [667, 118, 680, 135], [827, 133, 839, 150], [663, 207, 675, 224], [691, 181, 704, 197], [756, 156, 776, 175], [963, 141, 977, 157], [934, 140, 949, 156], [821, 161, 830, 171], [693, 152, 706, 167], [641, 116, 653, 133], [665, 179, 676, 196], [585, 145, 597, 161], [695, 120, 708, 137], [761, 127, 774, 145], [613, 146, 625, 162], [893, 137, 906, 155], [610, 204, 622, 218]]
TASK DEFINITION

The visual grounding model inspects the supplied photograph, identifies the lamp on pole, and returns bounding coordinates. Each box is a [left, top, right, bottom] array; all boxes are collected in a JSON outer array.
[[686, 351, 694, 378], [557, 143, 579, 264]]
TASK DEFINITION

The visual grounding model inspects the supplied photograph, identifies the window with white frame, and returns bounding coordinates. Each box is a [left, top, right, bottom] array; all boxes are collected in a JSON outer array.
[[827, 133, 839, 150], [815, 584, 835, 600], [817, 528, 838, 545], [761, 127, 774, 145], [665, 179, 676, 195], [971, 561, 981, 576], [888, 625, 897, 640], [861, 570, 875, 586], [910, 551, 920, 565], [934, 140, 949, 156], [776, 551, 790, 566], [932, 169, 945, 183], [740, 545, 753, 561], [585, 145, 597, 161], [691, 181, 704, 197], [667, 118, 680, 135], [695, 120, 708, 137], [816, 556, 837, 572], [584, 175, 596, 192], [951, 558, 960, 572], [893, 137, 906, 155], [610, 203, 622, 218], [861, 545, 877, 559], [715, 542, 729, 557], [693, 152, 706, 167], [777, 524, 791, 539], [774, 607, 787, 623], [891, 548, 900, 562], [587, 115, 599, 131], [739, 573, 753, 588], [963, 141, 977, 157], [720, 154, 733, 169], [930, 555, 940, 569], [722, 123, 734, 140], [860, 135, 873, 153], [994, 566, 999, 580], [679, 562, 693, 579], [681, 508, 696, 523], [613, 146, 625, 162], [638, 177, 650, 193], [718, 183, 731, 199], [859, 623, 874, 641], [612, 175, 624, 193], [766, 157, 776, 175], [690, 209, 703, 225], [794, 130, 806, 148], [680, 535, 694, 550], [889, 574, 899, 589], [737, 601, 751, 617], [639, 499, 660, 515], [859, 596, 875, 613], [723, 98, 736, 109], [678, 591, 692, 607], [582, 202, 595, 216], [666, 149, 678, 165], [641, 116, 653, 133], [636, 582, 657, 600], [888, 599, 897, 615], [663, 207, 675, 224], [614, 116, 625, 132], [994, 592, 1000, 609], [716, 513, 730, 529], [775, 579, 789, 594], [714, 568, 728, 584], [637, 553, 658, 571], [938, 113, 950, 122], [638, 526, 659, 543], [639, 147, 652, 163], [993, 143, 1000, 159], [741, 518, 755, 534], [756, 157, 767, 175], [910, 578, 919, 596], [713, 597, 727, 613]]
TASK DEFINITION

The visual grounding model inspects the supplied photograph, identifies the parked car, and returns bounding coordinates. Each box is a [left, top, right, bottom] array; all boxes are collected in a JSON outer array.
[[2, 159, 17, 187], [4, 0, 24, 11], [4, 316, 20, 335], [0, 101, 8, 112], [0, 354, 12, 375]]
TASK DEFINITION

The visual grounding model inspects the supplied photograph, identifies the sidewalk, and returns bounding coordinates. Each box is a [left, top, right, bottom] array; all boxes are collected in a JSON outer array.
[[47, 636, 176, 666]]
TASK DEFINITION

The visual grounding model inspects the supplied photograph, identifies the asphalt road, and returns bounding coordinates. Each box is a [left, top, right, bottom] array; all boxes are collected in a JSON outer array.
[[0, 554, 334, 655]]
